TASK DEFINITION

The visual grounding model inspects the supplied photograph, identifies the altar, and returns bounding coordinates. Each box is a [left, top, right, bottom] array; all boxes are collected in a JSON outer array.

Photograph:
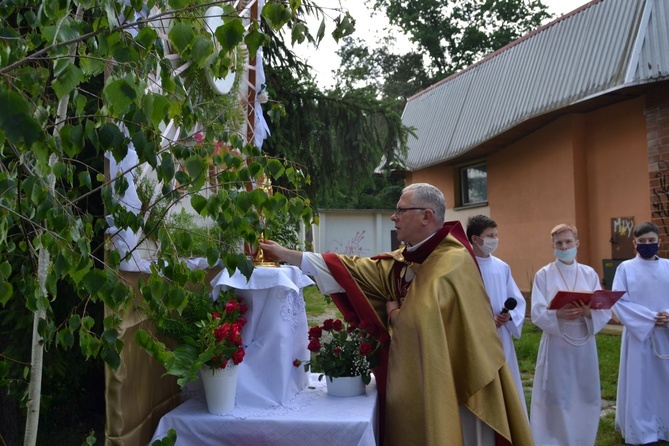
[[207, 265, 315, 407], [151, 265, 380, 445], [151, 374, 379, 445]]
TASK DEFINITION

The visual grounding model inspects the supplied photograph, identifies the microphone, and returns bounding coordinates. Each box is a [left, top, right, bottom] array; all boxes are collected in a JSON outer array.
[[501, 297, 517, 314]]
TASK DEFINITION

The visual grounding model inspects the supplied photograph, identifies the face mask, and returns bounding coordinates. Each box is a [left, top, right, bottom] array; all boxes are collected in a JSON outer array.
[[555, 247, 577, 263], [636, 243, 659, 259], [478, 237, 498, 256]]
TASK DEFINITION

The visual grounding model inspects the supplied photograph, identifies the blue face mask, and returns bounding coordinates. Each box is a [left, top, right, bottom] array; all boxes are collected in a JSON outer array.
[[555, 247, 577, 263], [636, 243, 659, 259]]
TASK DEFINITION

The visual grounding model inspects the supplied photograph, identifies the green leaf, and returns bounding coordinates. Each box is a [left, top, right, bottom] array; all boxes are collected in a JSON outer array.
[[214, 19, 245, 54], [266, 158, 285, 179], [184, 156, 205, 182], [168, 22, 194, 55], [144, 93, 170, 128], [57, 327, 75, 349], [0, 261, 11, 278], [52, 59, 84, 99], [0, 280, 12, 306], [61, 123, 85, 157], [0, 89, 43, 147], [98, 123, 125, 161], [244, 28, 268, 60], [79, 55, 105, 77], [291, 22, 306, 45], [262, 2, 292, 31], [103, 77, 138, 116], [316, 19, 325, 43], [135, 26, 158, 49], [191, 36, 213, 68], [191, 194, 206, 214], [332, 12, 356, 42], [82, 269, 107, 296], [78, 170, 92, 190]]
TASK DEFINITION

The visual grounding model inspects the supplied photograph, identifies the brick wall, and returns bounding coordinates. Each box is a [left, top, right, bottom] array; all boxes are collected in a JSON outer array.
[[645, 84, 669, 257]]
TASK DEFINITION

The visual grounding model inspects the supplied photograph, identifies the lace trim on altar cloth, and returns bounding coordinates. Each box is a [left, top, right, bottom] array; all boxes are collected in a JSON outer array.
[[280, 290, 306, 332], [179, 378, 327, 419]]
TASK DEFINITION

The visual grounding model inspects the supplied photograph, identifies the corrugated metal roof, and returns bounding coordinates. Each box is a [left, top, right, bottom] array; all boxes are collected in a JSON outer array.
[[402, 0, 669, 171]]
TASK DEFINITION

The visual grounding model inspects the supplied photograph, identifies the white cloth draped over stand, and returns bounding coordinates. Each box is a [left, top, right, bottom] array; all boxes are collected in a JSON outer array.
[[152, 374, 379, 446]]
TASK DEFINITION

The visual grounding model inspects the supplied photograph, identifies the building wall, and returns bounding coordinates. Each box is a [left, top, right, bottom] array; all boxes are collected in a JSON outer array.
[[311, 210, 396, 256], [646, 84, 669, 257], [410, 95, 652, 292]]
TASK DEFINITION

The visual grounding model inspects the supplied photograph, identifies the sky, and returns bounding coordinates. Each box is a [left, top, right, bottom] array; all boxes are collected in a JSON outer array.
[[293, 0, 592, 88]]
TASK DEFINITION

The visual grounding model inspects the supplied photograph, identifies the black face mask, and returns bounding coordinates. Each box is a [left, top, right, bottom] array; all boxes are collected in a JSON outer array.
[[636, 243, 659, 259]]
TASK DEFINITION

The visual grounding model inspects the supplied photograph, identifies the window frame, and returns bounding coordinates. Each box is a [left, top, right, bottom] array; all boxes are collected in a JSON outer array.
[[455, 160, 488, 208]]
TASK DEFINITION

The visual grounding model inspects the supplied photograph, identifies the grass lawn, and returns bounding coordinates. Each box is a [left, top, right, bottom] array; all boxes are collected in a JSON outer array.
[[303, 285, 669, 446]]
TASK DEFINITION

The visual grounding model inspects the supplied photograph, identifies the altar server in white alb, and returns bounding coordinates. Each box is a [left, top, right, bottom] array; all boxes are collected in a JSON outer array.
[[466, 215, 527, 418], [612, 221, 669, 445], [530, 224, 611, 446]]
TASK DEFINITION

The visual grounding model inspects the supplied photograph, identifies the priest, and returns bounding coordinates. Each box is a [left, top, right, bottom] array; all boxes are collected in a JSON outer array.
[[260, 183, 533, 446]]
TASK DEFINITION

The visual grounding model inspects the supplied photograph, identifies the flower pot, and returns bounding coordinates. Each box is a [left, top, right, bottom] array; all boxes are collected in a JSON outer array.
[[325, 375, 366, 397], [200, 362, 238, 414]]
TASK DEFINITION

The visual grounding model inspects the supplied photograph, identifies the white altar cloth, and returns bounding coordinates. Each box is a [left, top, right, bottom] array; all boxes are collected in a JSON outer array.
[[152, 374, 379, 446], [207, 265, 314, 408]]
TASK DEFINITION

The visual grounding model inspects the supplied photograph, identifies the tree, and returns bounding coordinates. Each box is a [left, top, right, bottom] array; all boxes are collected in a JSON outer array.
[[259, 2, 413, 209], [0, 1, 355, 443], [370, 0, 552, 80]]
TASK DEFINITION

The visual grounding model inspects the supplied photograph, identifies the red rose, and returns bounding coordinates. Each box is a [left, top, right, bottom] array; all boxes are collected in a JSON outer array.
[[239, 304, 248, 314], [308, 326, 323, 339], [322, 319, 334, 331], [212, 312, 221, 319], [237, 296, 243, 303], [219, 358, 229, 369], [333, 347, 342, 356], [225, 300, 239, 314], [232, 348, 245, 365], [359, 342, 373, 356], [307, 338, 321, 352], [239, 317, 247, 327], [214, 323, 231, 342], [332, 319, 343, 331], [293, 359, 302, 367]]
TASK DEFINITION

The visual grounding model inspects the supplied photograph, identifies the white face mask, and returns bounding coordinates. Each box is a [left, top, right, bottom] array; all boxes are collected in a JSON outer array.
[[479, 237, 498, 256], [555, 247, 577, 263]]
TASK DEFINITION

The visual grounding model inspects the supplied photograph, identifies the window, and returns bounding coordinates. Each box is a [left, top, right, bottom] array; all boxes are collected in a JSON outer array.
[[459, 162, 487, 206]]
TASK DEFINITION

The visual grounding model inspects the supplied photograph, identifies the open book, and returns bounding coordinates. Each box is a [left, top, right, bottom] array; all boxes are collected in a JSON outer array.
[[548, 290, 626, 310]]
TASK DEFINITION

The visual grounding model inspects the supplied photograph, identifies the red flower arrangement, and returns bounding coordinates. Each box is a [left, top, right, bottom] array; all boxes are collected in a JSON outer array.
[[294, 317, 380, 385], [197, 290, 248, 370]]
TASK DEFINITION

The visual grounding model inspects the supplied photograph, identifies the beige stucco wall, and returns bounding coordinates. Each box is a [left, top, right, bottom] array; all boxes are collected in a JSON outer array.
[[410, 96, 651, 292]]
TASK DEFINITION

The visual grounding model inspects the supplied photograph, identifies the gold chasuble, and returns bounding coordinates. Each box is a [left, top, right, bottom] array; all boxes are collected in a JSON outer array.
[[323, 222, 533, 446]]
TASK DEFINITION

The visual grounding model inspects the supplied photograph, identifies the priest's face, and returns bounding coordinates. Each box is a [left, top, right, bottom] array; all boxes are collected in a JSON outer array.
[[392, 191, 428, 246]]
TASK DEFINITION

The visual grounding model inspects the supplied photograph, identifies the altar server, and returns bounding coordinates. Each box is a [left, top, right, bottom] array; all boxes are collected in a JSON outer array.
[[466, 215, 527, 418], [530, 224, 611, 445], [612, 221, 669, 445]]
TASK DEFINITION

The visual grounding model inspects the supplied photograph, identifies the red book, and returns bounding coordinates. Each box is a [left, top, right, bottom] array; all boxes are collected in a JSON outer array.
[[548, 290, 625, 310]]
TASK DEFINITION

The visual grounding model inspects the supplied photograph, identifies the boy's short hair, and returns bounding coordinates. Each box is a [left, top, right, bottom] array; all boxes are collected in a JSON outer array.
[[633, 221, 659, 238], [466, 215, 497, 242], [550, 223, 578, 239]]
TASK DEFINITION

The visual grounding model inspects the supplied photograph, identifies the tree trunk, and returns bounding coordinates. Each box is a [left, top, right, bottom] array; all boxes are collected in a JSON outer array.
[[23, 247, 49, 446]]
